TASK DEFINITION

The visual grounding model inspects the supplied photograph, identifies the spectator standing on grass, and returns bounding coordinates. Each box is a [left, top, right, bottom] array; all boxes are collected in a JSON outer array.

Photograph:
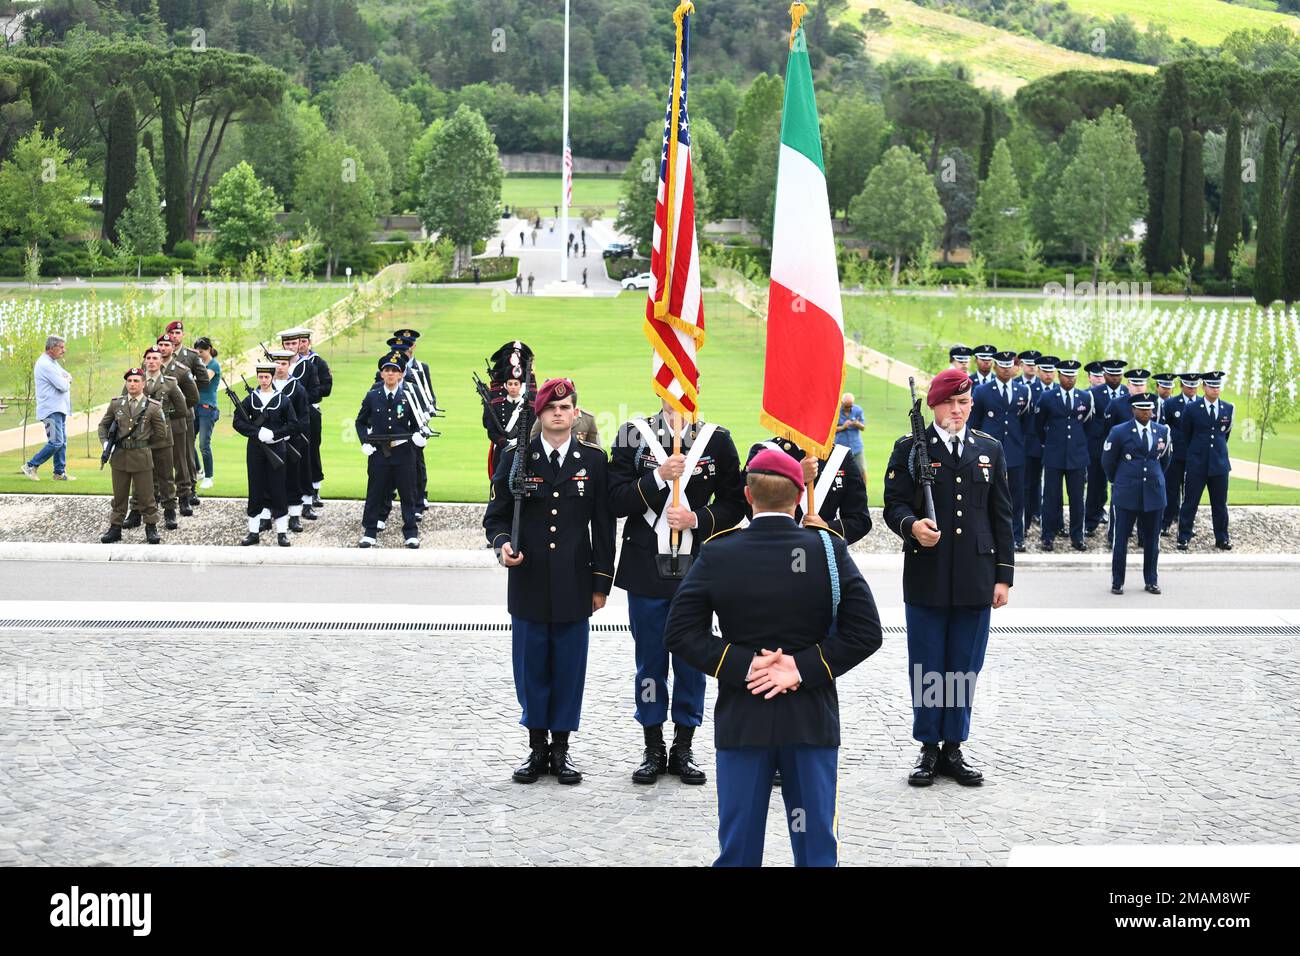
[[193, 337, 222, 489], [834, 392, 866, 478], [22, 335, 74, 482], [527, 272, 535, 294]]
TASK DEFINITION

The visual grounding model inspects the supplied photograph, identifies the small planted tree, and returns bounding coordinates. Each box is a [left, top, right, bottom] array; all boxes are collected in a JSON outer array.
[[117, 147, 165, 278]]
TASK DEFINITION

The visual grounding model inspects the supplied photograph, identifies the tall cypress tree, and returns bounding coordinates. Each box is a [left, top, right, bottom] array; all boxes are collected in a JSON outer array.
[[1283, 165, 1300, 304], [1159, 128, 1183, 273], [1213, 111, 1243, 279], [1255, 124, 1283, 307], [1180, 130, 1205, 276], [102, 89, 138, 244], [978, 100, 994, 182], [160, 77, 188, 251], [1144, 66, 1189, 270]]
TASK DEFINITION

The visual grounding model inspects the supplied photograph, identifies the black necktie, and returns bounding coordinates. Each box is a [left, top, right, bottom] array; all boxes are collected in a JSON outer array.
[[950, 436, 960, 460], [549, 449, 561, 477]]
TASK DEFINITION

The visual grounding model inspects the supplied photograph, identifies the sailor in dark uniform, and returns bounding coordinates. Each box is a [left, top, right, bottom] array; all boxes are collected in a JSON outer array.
[[270, 349, 311, 533], [1018, 350, 1045, 532], [1160, 373, 1198, 535], [1103, 393, 1171, 595], [969, 344, 997, 387], [356, 352, 427, 548], [971, 350, 1032, 551], [482, 341, 533, 479], [663, 449, 883, 866], [233, 362, 297, 547], [1177, 371, 1233, 551], [393, 328, 438, 509], [483, 377, 616, 785], [287, 327, 332, 511], [1085, 359, 1127, 535], [742, 436, 871, 544], [608, 399, 746, 786], [882, 369, 1013, 786], [1035, 359, 1093, 551]]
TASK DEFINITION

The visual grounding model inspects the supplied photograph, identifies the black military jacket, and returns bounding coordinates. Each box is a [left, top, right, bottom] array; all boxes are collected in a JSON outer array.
[[743, 437, 872, 544], [354, 385, 421, 453], [233, 388, 298, 443], [290, 353, 322, 404], [663, 516, 883, 749], [608, 413, 746, 599], [882, 424, 1015, 607], [484, 435, 616, 623]]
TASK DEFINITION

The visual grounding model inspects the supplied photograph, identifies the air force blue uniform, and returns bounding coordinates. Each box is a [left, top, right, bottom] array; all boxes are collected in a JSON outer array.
[[1086, 383, 1126, 531], [971, 377, 1032, 547], [1102, 419, 1170, 589], [1161, 390, 1196, 531], [1035, 385, 1095, 546], [1021, 374, 1045, 530], [1178, 398, 1233, 546]]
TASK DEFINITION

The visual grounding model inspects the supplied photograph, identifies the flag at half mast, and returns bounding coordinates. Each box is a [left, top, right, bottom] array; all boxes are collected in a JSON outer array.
[[760, 3, 846, 458], [645, 1, 704, 422]]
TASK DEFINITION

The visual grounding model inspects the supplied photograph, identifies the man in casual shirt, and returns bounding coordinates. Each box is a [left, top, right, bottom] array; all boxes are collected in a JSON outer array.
[[834, 391, 866, 478], [22, 336, 74, 481]]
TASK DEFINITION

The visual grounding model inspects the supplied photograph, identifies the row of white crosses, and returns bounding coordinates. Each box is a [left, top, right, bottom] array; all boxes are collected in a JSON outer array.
[[0, 297, 136, 353]]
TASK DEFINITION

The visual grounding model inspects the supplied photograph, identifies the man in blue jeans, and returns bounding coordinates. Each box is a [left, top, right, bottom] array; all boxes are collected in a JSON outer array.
[[834, 391, 866, 477], [22, 335, 74, 482]]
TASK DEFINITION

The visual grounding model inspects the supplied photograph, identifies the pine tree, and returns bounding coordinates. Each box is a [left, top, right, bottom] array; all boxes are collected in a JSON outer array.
[[1256, 124, 1284, 306], [118, 147, 165, 277], [102, 89, 137, 243], [969, 139, 1028, 270], [1143, 66, 1189, 270], [1180, 130, 1205, 276], [1213, 112, 1243, 280], [1158, 128, 1182, 274], [1283, 165, 1300, 304], [978, 100, 994, 182], [160, 77, 188, 252]]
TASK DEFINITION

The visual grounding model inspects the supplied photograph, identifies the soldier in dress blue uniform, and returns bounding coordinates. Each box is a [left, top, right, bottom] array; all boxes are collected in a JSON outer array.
[[949, 345, 973, 371], [742, 436, 872, 544], [1103, 393, 1171, 595], [663, 449, 883, 866], [1018, 350, 1045, 533], [1085, 359, 1127, 535], [1035, 359, 1094, 551], [1153, 372, 1175, 425], [608, 400, 746, 785], [1177, 371, 1233, 551], [882, 369, 1014, 787], [969, 345, 997, 387], [355, 352, 428, 549], [484, 378, 616, 785], [1161, 373, 1199, 535], [971, 350, 1032, 551], [1104, 367, 1151, 431]]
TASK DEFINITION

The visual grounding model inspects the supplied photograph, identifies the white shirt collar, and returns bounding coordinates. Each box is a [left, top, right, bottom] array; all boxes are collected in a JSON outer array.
[[935, 423, 968, 445], [752, 512, 795, 521], [541, 433, 571, 462], [384, 384, 401, 399]]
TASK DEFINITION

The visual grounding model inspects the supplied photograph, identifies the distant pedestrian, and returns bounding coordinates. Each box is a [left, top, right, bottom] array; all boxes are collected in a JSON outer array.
[[531, 229, 537, 246], [519, 231, 524, 247], [553, 205, 558, 217], [473, 265, 481, 284], [515, 274, 524, 294], [580, 227, 585, 243], [582, 267, 588, 287], [527, 272, 535, 294], [22, 335, 73, 481], [581, 240, 587, 257], [501, 240, 506, 256]]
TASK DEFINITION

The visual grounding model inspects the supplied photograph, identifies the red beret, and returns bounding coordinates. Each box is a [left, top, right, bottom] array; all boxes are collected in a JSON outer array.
[[926, 368, 973, 407], [533, 377, 576, 414], [747, 448, 805, 492], [124, 367, 145, 380], [166, 321, 183, 333]]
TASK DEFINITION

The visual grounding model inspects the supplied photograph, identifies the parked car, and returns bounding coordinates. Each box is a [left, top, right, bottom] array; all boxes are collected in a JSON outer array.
[[621, 271, 653, 290], [603, 242, 635, 259]]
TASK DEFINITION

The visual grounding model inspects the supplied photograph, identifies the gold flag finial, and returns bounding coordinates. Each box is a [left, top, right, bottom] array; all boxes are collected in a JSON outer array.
[[789, 2, 808, 48], [674, 0, 695, 25]]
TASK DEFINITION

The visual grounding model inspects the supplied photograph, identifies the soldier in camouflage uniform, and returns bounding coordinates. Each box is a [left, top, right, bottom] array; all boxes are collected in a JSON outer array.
[[123, 346, 186, 530], [156, 335, 199, 518], [99, 368, 168, 544]]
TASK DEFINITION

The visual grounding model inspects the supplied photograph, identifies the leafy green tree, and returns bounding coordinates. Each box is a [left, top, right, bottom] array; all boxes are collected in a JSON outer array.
[[885, 76, 984, 173], [688, 116, 728, 224], [849, 145, 944, 284], [725, 73, 783, 219], [1014, 69, 1148, 140], [321, 64, 421, 212], [118, 146, 164, 275], [418, 105, 502, 276], [977, 100, 994, 182], [1158, 128, 1183, 274], [969, 139, 1028, 270], [102, 88, 137, 242], [1255, 124, 1283, 306], [1213, 112, 1243, 279], [0, 126, 90, 266], [825, 99, 888, 218], [934, 147, 975, 264], [207, 161, 280, 262], [1283, 163, 1300, 305]]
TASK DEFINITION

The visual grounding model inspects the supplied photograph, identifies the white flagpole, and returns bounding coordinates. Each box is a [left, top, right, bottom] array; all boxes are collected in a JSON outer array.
[[560, 0, 570, 283]]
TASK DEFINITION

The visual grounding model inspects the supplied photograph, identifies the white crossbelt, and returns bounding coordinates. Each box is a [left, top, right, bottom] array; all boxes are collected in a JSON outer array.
[[629, 419, 718, 555], [760, 441, 848, 517]]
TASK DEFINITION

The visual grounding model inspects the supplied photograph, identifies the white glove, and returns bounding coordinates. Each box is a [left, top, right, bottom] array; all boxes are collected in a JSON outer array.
[[361, 443, 376, 457], [258, 426, 274, 443], [412, 432, 428, 448], [102, 441, 110, 452]]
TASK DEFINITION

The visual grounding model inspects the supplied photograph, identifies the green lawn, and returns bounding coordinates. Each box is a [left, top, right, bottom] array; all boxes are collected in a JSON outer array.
[[1060, 0, 1297, 46], [502, 173, 623, 216], [3, 287, 1297, 504]]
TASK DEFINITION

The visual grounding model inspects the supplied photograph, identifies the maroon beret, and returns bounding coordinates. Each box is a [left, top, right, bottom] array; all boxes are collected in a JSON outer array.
[[155, 335, 170, 345], [166, 320, 184, 333], [747, 448, 805, 492], [124, 367, 145, 380], [926, 368, 973, 407], [533, 377, 576, 414]]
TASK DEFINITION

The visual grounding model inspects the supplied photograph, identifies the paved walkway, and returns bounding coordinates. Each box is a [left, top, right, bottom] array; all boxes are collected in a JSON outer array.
[[489, 216, 626, 297]]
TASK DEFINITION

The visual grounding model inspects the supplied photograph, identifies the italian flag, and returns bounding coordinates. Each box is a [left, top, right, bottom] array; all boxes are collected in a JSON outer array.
[[760, 21, 845, 459]]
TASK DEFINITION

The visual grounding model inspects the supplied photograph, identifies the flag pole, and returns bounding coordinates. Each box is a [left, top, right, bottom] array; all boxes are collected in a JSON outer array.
[[560, 0, 571, 284]]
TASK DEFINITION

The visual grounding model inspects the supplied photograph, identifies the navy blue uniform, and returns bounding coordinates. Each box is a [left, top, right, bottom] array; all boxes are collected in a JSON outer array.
[[1103, 420, 1171, 589], [1086, 383, 1126, 531], [484, 435, 616, 732], [1021, 375, 1045, 530], [1161, 390, 1196, 532], [663, 516, 883, 866], [744, 437, 872, 544], [233, 387, 298, 528], [355, 384, 422, 540], [882, 425, 1014, 745], [1178, 397, 1233, 546], [297, 351, 332, 492], [971, 377, 1032, 547], [273, 376, 311, 515], [609, 414, 746, 730], [1035, 385, 1094, 546]]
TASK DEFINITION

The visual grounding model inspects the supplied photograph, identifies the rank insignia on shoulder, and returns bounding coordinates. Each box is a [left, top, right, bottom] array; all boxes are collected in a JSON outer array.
[[1103, 441, 1112, 450], [888, 470, 895, 479]]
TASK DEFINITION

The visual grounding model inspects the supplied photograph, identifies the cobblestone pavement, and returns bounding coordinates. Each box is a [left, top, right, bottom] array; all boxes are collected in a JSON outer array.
[[2, 623, 1297, 866]]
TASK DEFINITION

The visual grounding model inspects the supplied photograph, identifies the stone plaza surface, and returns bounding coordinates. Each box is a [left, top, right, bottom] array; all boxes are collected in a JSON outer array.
[[3, 612, 1298, 867]]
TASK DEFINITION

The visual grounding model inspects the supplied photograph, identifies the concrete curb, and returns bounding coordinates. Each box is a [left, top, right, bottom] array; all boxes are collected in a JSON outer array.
[[2, 541, 1296, 571]]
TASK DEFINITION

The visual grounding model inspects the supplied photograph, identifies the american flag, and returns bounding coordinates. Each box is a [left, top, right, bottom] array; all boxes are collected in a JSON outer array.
[[563, 139, 573, 207], [644, 2, 704, 421]]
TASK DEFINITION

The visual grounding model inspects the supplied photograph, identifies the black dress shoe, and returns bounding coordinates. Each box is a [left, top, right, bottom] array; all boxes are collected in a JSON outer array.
[[667, 745, 707, 784], [312, 494, 323, 508], [773, 769, 782, 788], [179, 503, 193, 517], [260, 518, 272, 532], [1041, 540, 1054, 552], [908, 743, 940, 786], [145, 524, 161, 544], [1145, 584, 1161, 595], [277, 533, 291, 547], [1014, 542, 1026, 553], [1071, 540, 1086, 552], [1176, 540, 1189, 551], [550, 745, 582, 785], [288, 515, 303, 533], [1216, 541, 1232, 551], [937, 745, 984, 785], [164, 508, 179, 530], [122, 510, 142, 529], [512, 746, 551, 784], [100, 525, 122, 544], [240, 532, 260, 546], [1111, 585, 1123, 595], [302, 505, 317, 521], [1160, 527, 1171, 538], [632, 746, 668, 784], [1084, 528, 1097, 538], [189, 495, 201, 508]]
